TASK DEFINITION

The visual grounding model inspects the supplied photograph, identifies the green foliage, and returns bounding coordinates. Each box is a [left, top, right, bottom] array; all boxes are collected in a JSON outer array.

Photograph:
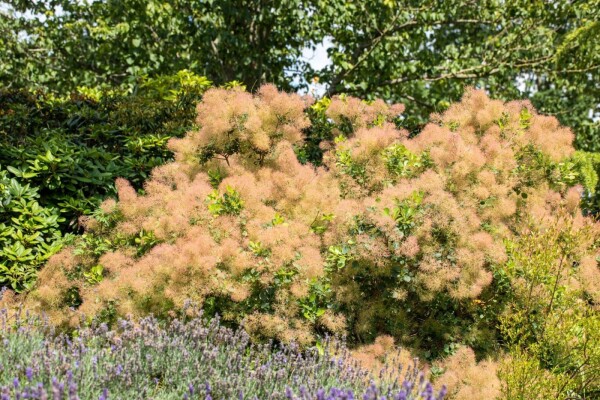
[[310, 212, 334, 235], [512, 144, 599, 204], [384, 191, 423, 236], [0, 72, 209, 289], [295, 99, 335, 166], [2, 0, 598, 153], [72, 234, 115, 260], [335, 148, 368, 185], [383, 144, 430, 179], [83, 264, 104, 285], [138, 70, 211, 102], [0, 72, 210, 231], [0, 167, 64, 292], [0, 1, 316, 93], [299, 282, 331, 323], [499, 217, 600, 399], [325, 245, 353, 272], [133, 230, 160, 257], [207, 168, 227, 189], [207, 187, 245, 216], [572, 151, 600, 215]]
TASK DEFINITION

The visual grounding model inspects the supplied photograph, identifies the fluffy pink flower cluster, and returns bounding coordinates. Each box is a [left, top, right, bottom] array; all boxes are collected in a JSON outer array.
[[24, 86, 599, 345]]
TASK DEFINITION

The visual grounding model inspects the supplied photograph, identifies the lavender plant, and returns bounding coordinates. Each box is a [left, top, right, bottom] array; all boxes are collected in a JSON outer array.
[[0, 308, 444, 400]]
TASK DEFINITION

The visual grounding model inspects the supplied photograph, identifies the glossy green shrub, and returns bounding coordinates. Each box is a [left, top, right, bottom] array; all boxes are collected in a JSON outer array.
[[0, 71, 211, 231], [0, 167, 64, 291]]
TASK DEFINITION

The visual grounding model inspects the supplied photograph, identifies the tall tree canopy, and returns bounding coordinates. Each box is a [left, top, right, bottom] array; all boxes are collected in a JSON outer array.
[[320, 0, 600, 150], [1, 0, 598, 147], [0, 0, 317, 91]]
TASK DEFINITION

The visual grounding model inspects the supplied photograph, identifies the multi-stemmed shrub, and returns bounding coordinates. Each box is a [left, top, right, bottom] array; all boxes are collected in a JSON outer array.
[[0, 306, 444, 400], [498, 210, 600, 399], [8, 85, 599, 398]]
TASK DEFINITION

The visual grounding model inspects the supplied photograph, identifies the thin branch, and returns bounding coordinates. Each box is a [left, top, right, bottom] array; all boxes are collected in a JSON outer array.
[[381, 54, 555, 86], [328, 16, 496, 95]]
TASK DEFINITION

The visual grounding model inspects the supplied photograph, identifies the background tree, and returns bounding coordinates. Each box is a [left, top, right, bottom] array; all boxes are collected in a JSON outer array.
[[319, 0, 599, 147], [0, 0, 317, 92]]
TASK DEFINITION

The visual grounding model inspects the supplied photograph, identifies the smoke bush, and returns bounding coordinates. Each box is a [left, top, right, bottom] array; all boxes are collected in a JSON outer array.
[[14, 85, 598, 355]]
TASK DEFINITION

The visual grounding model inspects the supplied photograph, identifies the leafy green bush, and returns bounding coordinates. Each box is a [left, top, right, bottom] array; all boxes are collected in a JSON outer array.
[[0, 71, 211, 232], [0, 167, 64, 291]]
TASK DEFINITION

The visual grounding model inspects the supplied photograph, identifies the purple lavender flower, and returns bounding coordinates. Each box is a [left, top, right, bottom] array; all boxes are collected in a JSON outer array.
[[436, 386, 447, 400], [98, 388, 108, 400], [317, 388, 326, 400], [0, 307, 444, 400], [394, 390, 407, 400]]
